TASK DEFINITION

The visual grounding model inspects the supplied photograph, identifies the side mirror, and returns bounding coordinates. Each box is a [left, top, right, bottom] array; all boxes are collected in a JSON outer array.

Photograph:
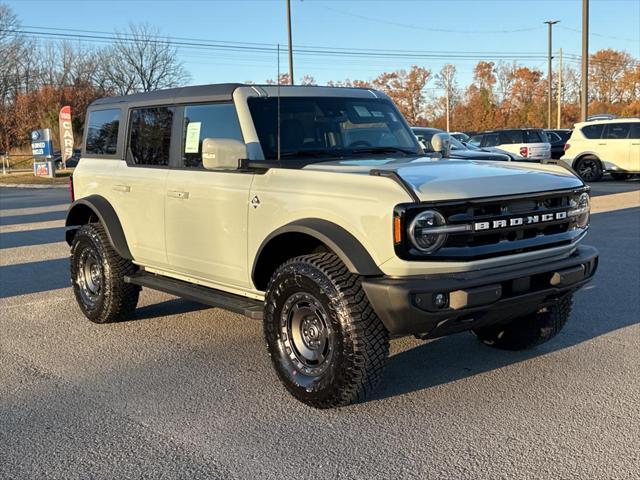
[[430, 133, 451, 157], [202, 138, 247, 170]]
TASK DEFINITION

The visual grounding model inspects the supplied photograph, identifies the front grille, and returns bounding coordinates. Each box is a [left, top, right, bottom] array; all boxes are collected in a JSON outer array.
[[396, 188, 588, 261]]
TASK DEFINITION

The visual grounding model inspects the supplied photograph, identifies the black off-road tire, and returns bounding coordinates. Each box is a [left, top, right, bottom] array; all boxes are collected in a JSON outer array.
[[610, 172, 631, 181], [574, 156, 603, 182], [472, 294, 573, 350], [263, 253, 390, 409], [70, 223, 140, 323]]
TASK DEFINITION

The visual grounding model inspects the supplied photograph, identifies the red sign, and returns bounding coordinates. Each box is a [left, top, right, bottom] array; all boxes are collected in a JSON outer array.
[[58, 106, 74, 166]]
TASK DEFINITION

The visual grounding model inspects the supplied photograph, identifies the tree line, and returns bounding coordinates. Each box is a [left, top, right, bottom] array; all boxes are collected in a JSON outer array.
[[1, 3, 638, 154]]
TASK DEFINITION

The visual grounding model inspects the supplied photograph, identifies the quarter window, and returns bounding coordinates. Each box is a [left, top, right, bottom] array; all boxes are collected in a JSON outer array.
[[182, 103, 243, 168], [603, 123, 631, 139], [581, 124, 604, 139], [85, 109, 120, 155], [128, 107, 174, 166]]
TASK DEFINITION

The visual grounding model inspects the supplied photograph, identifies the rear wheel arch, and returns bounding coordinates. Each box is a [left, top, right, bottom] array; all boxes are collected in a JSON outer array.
[[252, 219, 383, 291], [65, 195, 132, 260]]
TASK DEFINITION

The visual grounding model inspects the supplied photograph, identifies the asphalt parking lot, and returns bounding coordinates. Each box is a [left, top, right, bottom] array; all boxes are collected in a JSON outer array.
[[1, 180, 639, 480]]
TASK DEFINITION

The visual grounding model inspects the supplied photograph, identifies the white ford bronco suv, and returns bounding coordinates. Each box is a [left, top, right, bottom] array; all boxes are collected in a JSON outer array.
[[66, 84, 598, 408]]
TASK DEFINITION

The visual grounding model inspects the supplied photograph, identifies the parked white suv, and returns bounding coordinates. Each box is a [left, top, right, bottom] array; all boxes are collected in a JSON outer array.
[[560, 118, 640, 181], [469, 129, 551, 161]]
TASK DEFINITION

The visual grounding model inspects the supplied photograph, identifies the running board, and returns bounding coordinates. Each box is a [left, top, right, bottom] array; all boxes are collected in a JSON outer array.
[[124, 272, 264, 320]]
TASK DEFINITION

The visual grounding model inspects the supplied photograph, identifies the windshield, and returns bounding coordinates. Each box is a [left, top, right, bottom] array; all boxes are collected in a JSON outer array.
[[248, 97, 420, 160]]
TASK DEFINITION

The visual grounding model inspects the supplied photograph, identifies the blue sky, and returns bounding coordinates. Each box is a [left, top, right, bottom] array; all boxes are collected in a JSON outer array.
[[6, 0, 640, 91]]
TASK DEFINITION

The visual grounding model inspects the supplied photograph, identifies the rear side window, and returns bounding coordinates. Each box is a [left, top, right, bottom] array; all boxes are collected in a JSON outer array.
[[524, 130, 545, 143], [182, 103, 243, 168], [629, 123, 640, 139], [469, 135, 482, 147], [499, 130, 523, 144], [85, 109, 120, 155], [483, 134, 499, 147], [581, 124, 604, 139], [603, 123, 631, 139], [128, 107, 174, 166]]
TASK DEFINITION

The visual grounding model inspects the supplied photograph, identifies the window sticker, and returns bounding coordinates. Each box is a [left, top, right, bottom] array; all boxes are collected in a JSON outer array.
[[371, 110, 385, 118], [185, 122, 202, 153], [353, 105, 372, 117]]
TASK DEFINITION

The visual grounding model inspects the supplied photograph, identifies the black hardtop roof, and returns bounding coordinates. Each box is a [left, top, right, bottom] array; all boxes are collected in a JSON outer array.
[[88, 83, 380, 109], [89, 83, 243, 108]]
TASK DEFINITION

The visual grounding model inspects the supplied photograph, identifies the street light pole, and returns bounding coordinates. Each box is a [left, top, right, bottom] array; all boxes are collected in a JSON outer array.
[[286, 0, 294, 85], [544, 20, 559, 129], [581, 0, 589, 121]]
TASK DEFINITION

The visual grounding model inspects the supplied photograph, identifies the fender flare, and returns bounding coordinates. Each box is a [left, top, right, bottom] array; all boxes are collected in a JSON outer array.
[[65, 195, 132, 260], [252, 218, 383, 286]]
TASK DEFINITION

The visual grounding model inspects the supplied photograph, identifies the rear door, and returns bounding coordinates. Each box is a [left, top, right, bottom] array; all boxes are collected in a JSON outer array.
[[602, 122, 633, 171], [164, 102, 255, 291], [114, 106, 173, 268]]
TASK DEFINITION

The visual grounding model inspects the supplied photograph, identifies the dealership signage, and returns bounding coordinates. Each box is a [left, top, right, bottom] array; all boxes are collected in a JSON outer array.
[[58, 106, 74, 167], [31, 129, 53, 158]]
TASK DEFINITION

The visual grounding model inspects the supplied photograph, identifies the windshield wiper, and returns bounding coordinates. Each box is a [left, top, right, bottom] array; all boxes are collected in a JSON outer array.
[[349, 146, 418, 156], [279, 149, 345, 158]]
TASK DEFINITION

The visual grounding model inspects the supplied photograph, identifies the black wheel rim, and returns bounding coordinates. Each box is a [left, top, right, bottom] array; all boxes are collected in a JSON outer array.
[[76, 248, 103, 307], [280, 292, 333, 376], [577, 159, 600, 181]]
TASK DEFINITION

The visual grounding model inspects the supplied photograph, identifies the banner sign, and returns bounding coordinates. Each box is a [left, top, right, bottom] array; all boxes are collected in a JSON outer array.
[[58, 106, 74, 166], [31, 129, 53, 158], [34, 161, 52, 177]]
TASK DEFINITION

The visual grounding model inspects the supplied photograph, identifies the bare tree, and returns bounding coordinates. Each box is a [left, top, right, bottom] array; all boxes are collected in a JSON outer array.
[[100, 23, 190, 94], [435, 64, 457, 131]]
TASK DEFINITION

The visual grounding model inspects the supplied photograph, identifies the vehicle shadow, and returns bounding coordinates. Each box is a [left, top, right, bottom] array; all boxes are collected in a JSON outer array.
[[371, 205, 640, 402], [0, 257, 70, 298], [0, 227, 65, 249], [0, 210, 67, 227]]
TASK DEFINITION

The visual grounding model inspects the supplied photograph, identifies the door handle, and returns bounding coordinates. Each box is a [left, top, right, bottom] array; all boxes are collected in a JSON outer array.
[[598, 143, 607, 146], [167, 190, 189, 199], [632, 143, 640, 145], [112, 184, 131, 192]]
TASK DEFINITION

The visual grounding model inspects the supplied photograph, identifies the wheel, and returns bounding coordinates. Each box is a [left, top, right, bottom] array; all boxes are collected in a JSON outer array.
[[473, 294, 573, 350], [263, 253, 390, 408], [70, 223, 140, 323], [610, 172, 631, 181], [574, 156, 603, 182]]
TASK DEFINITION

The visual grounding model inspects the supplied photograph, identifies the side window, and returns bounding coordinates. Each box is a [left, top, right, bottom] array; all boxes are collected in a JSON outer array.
[[85, 109, 120, 155], [182, 103, 243, 168], [483, 134, 499, 147], [629, 123, 640, 139], [603, 123, 631, 139], [525, 130, 543, 143], [581, 124, 604, 139], [128, 107, 174, 166], [469, 135, 482, 147], [499, 130, 523, 144]]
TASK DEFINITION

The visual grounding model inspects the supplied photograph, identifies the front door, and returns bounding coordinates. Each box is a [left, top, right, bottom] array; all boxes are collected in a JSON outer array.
[[164, 102, 255, 290]]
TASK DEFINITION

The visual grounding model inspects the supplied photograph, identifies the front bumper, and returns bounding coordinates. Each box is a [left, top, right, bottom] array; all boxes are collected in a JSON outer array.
[[362, 245, 598, 338]]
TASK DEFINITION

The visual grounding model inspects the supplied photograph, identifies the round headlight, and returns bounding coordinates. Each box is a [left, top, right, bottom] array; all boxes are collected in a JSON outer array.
[[571, 192, 590, 228], [409, 210, 447, 253]]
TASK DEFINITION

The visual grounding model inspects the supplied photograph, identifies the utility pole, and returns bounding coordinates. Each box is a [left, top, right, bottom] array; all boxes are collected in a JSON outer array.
[[581, 0, 589, 121], [544, 20, 559, 129], [445, 87, 450, 132], [557, 48, 563, 128], [286, 0, 294, 85]]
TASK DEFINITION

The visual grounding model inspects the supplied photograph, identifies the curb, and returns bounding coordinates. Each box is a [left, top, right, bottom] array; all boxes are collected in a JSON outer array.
[[0, 183, 68, 189]]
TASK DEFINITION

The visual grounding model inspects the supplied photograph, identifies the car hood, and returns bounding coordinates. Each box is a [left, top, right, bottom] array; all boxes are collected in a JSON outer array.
[[303, 157, 584, 202]]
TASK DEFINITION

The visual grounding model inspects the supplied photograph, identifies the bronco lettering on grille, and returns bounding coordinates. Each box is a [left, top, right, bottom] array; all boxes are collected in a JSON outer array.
[[474, 211, 568, 231]]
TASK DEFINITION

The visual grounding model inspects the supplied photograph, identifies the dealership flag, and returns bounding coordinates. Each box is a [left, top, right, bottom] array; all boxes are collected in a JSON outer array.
[[58, 106, 74, 168]]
